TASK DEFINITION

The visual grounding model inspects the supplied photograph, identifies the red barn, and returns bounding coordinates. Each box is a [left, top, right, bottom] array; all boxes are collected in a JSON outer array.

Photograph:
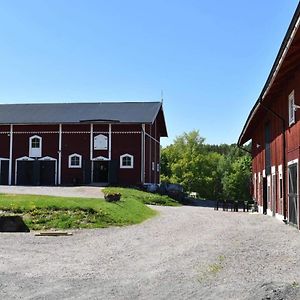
[[238, 3, 300, 228], [0, 102, 167, 187]]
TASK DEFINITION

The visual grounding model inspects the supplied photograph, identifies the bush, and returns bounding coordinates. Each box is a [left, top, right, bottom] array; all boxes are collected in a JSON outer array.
[[104, 192, 121, 202]]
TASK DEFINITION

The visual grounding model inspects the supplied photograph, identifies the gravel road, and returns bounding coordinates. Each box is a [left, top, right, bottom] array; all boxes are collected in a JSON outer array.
[[1, 206, 300, 300]]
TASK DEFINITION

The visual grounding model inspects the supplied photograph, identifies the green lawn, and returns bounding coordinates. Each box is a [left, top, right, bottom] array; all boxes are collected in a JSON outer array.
[[0, 188, 178, 230], [104, 187, 180, 206]]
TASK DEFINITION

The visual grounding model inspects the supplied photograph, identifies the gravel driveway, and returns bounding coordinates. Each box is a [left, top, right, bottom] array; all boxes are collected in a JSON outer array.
[[0, 185, 104, 198], [1, 206, 300, 300]]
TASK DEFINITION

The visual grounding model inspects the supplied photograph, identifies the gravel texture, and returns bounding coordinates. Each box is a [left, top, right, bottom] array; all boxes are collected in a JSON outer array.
[[0, 185, 105, 199], [1, 206, 300, 299]]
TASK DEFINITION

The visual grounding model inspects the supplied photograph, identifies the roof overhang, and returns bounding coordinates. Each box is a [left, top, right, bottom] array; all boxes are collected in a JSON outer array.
[[238, 2, 300, 146]]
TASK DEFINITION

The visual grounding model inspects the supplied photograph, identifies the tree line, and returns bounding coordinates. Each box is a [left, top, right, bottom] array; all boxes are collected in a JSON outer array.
[[160, 130, 252, 201]]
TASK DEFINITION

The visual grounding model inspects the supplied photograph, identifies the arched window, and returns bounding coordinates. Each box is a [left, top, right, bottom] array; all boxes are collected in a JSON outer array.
[[29, 135, 42, 157], [68, 153, 82, 168], [120, 154, 134, 169]]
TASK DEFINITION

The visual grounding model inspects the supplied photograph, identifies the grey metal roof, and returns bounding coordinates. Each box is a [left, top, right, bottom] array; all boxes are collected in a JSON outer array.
[[0, 102, 163, 124]]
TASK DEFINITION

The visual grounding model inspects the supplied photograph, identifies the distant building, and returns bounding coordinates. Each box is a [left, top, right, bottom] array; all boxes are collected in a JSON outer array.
[[239, 3, 300, 228], [0, 101, 167, 186]]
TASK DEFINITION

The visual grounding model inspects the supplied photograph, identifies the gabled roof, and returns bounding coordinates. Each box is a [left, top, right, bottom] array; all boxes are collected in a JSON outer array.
[[238, 2, 300, 145], [0, 101, 166, 129]]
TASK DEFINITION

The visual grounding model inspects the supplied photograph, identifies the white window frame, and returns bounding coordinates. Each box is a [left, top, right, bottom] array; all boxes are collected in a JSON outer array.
[[94, 134, 108, 150], [68, 153, 82, 169], [29, 135, 42, 158], [120, 154, 134, 169], [157, 163, 160, 172], [289, 90, 295, 126], [152, 162, 155, 171]]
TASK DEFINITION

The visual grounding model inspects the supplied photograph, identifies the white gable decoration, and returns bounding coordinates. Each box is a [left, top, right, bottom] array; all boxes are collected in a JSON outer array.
[[94, 134, 108, 150]]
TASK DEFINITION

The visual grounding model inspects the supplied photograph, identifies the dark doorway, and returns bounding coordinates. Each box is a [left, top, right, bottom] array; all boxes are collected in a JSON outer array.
[[93, 161, 109, 183], [263, 177, 268, 214], [17, 160, 56, 186], [40, 161, 56, 185], [83, 160, 92, 184], [17, 161, 36, 185], [288, 163, 298, 226], [108, 160, 119, 185], [0, 160, 9, 185]]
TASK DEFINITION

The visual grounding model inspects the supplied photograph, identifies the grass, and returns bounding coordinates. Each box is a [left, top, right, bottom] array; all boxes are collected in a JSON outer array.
[[0, 187, 178, 230], [0, 192, 157, 230], [104, 187, 180, 206]]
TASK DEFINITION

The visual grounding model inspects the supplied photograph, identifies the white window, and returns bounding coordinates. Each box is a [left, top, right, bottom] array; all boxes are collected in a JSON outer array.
[[120, 154, 134, 169], [152, 162, 155, 171], [289, 90, 295, 126], [68, 153, 82, 168], [29, 135, 42, 157], [94, 134, 108, 150], [157, 163, 160, 172]]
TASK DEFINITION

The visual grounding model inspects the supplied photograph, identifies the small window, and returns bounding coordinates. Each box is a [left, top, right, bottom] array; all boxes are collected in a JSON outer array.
[[29, 135, 42, 157], [120, 154, 134, 169], [157, 163, 160, 172], [289, 90, 295, 126], [68, 154, 82, 168], [152, 162, 155, 171]]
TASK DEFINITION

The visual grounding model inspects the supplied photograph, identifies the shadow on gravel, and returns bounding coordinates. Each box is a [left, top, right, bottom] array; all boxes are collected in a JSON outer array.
[[246, 282, 300, 300]]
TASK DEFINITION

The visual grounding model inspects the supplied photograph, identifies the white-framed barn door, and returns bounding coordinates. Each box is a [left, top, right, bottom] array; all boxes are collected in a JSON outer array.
[[288, 159, 298, 227]]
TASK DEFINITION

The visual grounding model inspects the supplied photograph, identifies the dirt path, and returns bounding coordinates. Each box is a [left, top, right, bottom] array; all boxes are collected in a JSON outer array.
[[0, 185, 104, 199], [1, 206, 300, 299]]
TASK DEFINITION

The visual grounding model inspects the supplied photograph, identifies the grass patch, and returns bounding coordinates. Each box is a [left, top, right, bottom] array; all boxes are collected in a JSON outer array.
[[103, 187, 180, 206], [198, 255, 226, 283], [0, 192, 157, 230]]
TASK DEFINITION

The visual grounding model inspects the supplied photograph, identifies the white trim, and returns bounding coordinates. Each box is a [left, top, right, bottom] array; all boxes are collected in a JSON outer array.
[[263, 169, 266, 178], [90, 123, 94, 180], [94, 134, 108, 150], [8, 125, 13, 185], [287, 159, 299, 226], [120, 153, 134, 169], [141, 124, 145, 183], [58, 124, 62, 185], [289, 90, 295, 126], [29, 135, 42, 158], [144, 132, 160, 144], [288, 158, 298, 166], [262, 16, 300, 99], [68, 153, 82, 168], [93, 156, 109, 161], [109, 124, 112, 160], [157, 163, 160, 173], [152, 161, 155, 171], [271, 165, 276, 174]]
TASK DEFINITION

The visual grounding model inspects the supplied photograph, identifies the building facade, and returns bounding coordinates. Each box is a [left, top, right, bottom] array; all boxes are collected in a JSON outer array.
[[0, 102, 167, 186], [238, 3, 300, 228]]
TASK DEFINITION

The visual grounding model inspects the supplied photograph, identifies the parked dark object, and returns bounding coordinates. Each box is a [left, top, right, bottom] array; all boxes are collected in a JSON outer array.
[[143, 183, 159, 193], [214, 199, 255, 212], [0, 216, 30, 232], [104, 192, 121, 202]]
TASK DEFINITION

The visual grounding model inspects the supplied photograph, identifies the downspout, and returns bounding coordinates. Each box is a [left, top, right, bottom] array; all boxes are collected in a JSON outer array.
[[260, 102, 287, 222]]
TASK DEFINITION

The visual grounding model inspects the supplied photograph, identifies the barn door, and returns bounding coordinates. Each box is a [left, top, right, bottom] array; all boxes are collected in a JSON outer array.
[[263, 177, 267, 215], [108, 160, 119, 185], [0, 160, 9, 185], [288, 163, 298, 226]]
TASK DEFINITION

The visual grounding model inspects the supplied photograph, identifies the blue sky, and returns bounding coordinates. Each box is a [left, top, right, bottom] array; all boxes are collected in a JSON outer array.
[[0, 1, 298, 146]]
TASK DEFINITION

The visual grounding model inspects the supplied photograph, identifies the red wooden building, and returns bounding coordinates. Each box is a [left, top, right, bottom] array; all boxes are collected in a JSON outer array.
[[238, 3, 300, 228], [0, 102, 167, 186]]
